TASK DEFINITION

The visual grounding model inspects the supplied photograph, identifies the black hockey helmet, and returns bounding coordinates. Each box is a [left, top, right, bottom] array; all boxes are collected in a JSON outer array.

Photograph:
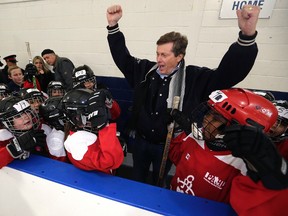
[[39, 96, 65, 130], [0, 83, 11, 99], [62, 88, 94, 129], [72, 65, 97, 89], [0, 96, 40, 136], [18, 88, 46, 113], [47, 81, 66, 97]]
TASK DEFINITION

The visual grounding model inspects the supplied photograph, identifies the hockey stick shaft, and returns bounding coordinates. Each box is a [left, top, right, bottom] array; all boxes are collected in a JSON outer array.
[[25, 42, 32, 63], [25, 42, 37, 88], [157, 96, 180, 186]]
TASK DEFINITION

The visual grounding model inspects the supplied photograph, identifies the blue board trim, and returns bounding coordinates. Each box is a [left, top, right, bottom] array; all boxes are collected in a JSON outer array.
[[8, 155, 236, 216]]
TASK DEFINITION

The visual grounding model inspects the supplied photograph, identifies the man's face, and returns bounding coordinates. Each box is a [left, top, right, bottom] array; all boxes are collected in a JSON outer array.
[[43, 54, 56, 66], [156, 42, 183, 75], [9, 68, 24, 85]]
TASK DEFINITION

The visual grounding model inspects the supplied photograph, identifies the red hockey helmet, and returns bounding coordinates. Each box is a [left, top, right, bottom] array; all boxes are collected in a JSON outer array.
[[207, 88, 278, 132]]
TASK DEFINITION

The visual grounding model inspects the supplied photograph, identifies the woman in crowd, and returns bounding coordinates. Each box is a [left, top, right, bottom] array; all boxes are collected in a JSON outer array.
[[33, 56, 55, 93]]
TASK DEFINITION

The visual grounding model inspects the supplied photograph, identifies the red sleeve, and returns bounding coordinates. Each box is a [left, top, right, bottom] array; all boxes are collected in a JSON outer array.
[[0, 145, 14, 169], [22, 79, 42, 91], [66, 123, 124, 174], [110, 100, 121, 120], [230, 175, 288, 216], [169, 132, 187, 166]]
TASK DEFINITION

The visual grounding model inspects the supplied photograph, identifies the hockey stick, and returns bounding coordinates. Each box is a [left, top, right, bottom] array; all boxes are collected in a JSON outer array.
[[25, 41, 37, 88], [157, 96, 180, 187], [25, 41, 32, 63]]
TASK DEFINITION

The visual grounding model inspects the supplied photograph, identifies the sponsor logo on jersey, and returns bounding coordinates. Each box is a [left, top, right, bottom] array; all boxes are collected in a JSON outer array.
[[203, 172, 225, 189], [176, 175, 195, 195]]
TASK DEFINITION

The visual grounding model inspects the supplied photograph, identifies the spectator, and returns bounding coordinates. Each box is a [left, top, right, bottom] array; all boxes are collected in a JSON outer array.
[[41, 49, 74, 91], [1, 55, 24, 85], [106, 4, 260, 185], [33, 56, 55, 93], [7, 66, 24, 93]]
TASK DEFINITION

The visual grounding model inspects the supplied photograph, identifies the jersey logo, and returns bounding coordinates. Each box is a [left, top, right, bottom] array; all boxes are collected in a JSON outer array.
[[185, 153, 190, 160], [176, 175, 195, 195], [203, 172, 226, 189]]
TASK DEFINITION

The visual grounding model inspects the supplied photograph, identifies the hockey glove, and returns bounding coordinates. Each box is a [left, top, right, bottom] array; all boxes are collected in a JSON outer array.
[[170, 109, 192, 135], [87, 90, 110, 130], [224, 125, 288, 190], [102, 89, 113, 109], [6, 129, 47, 159], [24, 63, 37, 83]]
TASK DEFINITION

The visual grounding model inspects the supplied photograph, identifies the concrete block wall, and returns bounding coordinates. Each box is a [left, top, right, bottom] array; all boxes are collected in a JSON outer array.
[[0, 0, 287, 92]]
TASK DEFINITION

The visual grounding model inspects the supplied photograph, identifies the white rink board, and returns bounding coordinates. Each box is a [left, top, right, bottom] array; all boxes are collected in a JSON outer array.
[[0, 167, 160, 216]]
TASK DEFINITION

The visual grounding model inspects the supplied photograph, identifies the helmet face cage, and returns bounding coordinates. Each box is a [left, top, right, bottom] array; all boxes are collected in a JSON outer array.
[[20, 89, 46, 106], [26, 95, 45, 105], [73, 66, 97, 90], [47, 81, 65, 97], [268, 100, 288, 139], [1, 100, 40, 136], [0, 84, 11, 100], [39, 96, 66, 130], [62, 88, 94, 131], [0, 92, 11, 100], [64, 107, 93, 132], [190, 103, 228, 141]]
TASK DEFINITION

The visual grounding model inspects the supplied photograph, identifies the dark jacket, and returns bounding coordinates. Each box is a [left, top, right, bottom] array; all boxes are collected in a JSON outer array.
[[53, 56, 74, 91], [0, 66, 9, 84], [107, 25, 258, 143], [7, 81, 22, 93], [36, 70, 55, 93]]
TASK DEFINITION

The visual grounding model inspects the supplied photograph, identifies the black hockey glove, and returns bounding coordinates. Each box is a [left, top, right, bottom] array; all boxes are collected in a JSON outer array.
[[24, 63, 37, 83], [6, 129, 47, 159], [101, 89, 113, 109], [224, 125, 288, 190], [87, 90, 110, 130], [170, 109, 191, 135]]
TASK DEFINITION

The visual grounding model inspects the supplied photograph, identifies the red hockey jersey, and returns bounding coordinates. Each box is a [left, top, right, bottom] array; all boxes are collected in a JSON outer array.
[[64, 123, 124, 174], [169, 133, 247, 203], [0, 129, 14, 169]]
